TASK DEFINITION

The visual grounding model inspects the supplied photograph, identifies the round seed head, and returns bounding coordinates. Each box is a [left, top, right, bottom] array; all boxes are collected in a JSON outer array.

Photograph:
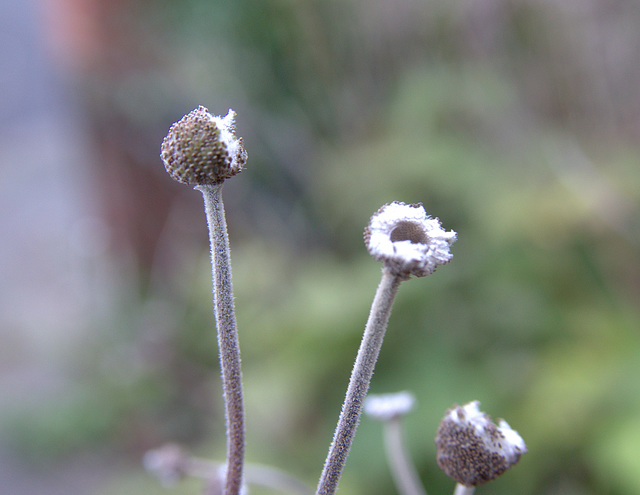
[[161, 106, 247, 185], [435, 401, 527, 487]]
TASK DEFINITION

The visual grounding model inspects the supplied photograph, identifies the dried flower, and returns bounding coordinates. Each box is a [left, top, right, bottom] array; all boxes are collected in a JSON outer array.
[[143, 444, 189, 487], [364, 202, 456, 278], [435, 401, 527, 487], [317, 201, 456, 494], [365, 392, 427, 495], [161, 106, 247, 185], [160, 105, 247, 495], [364, 391, 416, 421]]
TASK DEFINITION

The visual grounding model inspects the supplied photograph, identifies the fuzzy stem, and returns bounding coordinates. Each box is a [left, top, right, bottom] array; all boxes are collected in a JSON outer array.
[[196, 183, 245, 495], [383, 417, 427, 495], [453, 484, 475, 495], [316, 268, 403, 495]]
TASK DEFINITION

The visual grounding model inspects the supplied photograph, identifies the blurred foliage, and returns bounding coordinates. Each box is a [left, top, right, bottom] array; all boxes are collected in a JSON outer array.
[[5, 0, 640, 494]]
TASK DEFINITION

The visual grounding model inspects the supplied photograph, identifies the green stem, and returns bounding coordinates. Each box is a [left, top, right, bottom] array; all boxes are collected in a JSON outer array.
[[316, 268, 403, 495], [197, 183, 245, 495]]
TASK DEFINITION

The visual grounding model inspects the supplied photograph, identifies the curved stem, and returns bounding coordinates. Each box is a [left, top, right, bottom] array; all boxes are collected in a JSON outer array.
[[316, 268, 403, 495], [185, 458, 312, 495], [453, 483, 475, 495], [244, 465, 314, 495], [197, 183, 245, 495], [383, 417, 427, 495]]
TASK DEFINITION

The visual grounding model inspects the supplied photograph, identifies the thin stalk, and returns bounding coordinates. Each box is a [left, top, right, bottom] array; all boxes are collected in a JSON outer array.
[[453, 484, 475, 495], [183, 457, 312, 495], [316, 268, 403, 495], [197, 183, 245, 495], [244, 465, 314, 495], [383, 417, 427, 495]]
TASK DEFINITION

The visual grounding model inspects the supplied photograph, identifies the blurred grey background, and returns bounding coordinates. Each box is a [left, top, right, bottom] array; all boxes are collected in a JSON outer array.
[[1, 0, 639, 494]]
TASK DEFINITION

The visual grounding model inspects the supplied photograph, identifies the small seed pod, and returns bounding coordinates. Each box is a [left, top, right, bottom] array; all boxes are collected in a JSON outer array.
[[161, 106, 247, 185], [364, 202, 456, 278], [435, 401, 527, 487], [143, 444, 189, 487]]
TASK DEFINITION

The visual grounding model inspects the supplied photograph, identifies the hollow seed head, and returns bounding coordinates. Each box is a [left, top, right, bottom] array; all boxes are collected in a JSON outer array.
[[364, 202, 456, 278]]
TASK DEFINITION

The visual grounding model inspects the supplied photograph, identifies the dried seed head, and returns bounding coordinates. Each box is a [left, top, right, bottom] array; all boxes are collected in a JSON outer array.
[[364, 391, 416, 421], [364, 202, 456, 278], [143, 444, 189, 487], [435, 401, 527, 487], [161, 106, 247, 185]]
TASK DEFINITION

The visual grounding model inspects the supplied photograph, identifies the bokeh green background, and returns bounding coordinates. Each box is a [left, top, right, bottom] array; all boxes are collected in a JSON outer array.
[[2, 1, 639, 494]]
